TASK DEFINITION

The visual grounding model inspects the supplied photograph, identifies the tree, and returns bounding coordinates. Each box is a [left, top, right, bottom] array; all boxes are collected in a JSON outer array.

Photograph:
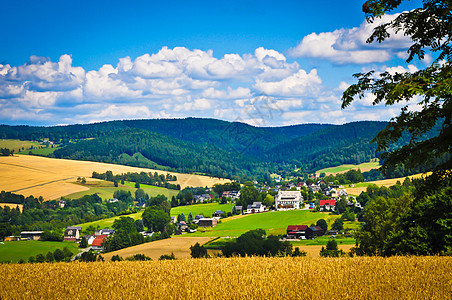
[[332, 218, 344, 231], [342, 0, 452, 185], [326, 239, 338, 251], [46, 251, 54, 262], [187, 212, 193, 224], [190, 242, 208, 258], [53, 249, 65, 262], [262, 194, 274, 208], [79, 236, 88, 248], [36, 253, 45, 263], [142, 206, 170, 232], [316, 219, 328, 232], [135, 182, 140, 189], [135, 188, 146, 202], [238, 183, 259, 208]]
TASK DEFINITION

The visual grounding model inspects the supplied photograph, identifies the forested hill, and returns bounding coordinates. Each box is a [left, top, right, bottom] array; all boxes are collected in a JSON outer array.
[[0, 118, 389, 180]]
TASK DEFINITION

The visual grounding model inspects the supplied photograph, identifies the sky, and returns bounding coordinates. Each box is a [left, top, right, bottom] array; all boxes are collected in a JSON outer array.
[[0, 0, 426, 127]]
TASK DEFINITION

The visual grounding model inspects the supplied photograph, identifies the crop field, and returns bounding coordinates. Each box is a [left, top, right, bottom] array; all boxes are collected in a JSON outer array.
[[102, 236, 213, 261], [345, 173, 428, 195], [170, 202, 234, 218], [0, 203, 23, 212], [0, 155, 230, 200], [317, 161, 380, 175], [190, 210, 341, 237], [0, 256, 450, 299], [74, 211, 144, 229], [0, 240, 79, 263]]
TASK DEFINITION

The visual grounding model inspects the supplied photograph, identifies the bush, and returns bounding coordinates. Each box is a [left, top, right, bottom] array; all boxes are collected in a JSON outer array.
[[111, 255, 123, 262], [159, 253, 176, 260], [45, 251, 54, 262], [126, 254, 152, 261], [53, 249, 65, 262], [36, 254, 45, 263], [292, 247, 307, 257], [332, 218, 344, 231], [190, 243, 208, 258]]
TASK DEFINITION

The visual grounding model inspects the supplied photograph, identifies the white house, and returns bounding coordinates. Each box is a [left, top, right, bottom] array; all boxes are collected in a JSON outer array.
[[275, 191, 303, 211], [246, 202, 266, 214]]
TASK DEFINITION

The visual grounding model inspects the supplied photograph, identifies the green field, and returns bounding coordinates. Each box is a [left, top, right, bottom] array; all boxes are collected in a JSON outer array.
[[171, 202, 234, 218], [190, 210, 342, 237], [0, 240, 79, 263], [19, 147, 59, 156], [0, 139, 41, 153], [317, 161, 380, 175], [74, 211, 144, 230], [66, 181, 179, 201]]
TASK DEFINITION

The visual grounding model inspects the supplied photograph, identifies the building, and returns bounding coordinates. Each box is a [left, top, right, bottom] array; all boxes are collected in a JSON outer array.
[[64, 226, 82, 241], [91, 235, 108, 251], [94, 229, 115, 236], [286, 225, 308, 239], [20, 231, 43, 240], [212, 210, 224, 218], [306, 226, 324, 239], [246, 202, 265, 214], [275, 191, 303, 210], [4, 236, 20, 241], [198, 218, 218, 227], [319, 199, 336, 211], [82, 235, 96, 245]]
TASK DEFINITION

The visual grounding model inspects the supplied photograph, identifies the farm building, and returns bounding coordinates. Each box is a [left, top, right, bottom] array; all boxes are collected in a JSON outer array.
[[20, 231, 43, 240], [198, 218, 217, 227], [4, 236, 20, 241], [319, 200, 336, 211], [212, 210, 224, 218], [306, 226, 325, 239], [64, 226, 82, 241], [275, 191, 303, 210], [91, 235, 108, 251], [286, 225, 308, 239], [246, 202, 266, 214], [94, 229, 115, 236]]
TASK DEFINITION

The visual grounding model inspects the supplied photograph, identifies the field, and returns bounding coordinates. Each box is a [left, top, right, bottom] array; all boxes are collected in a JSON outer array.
[[0, 155, 230, 200], [0, 240, 79, 263], [0, 139, 41, 153], [170, 202, 234, 218], [190, 210, 341, 237], [0, 203, 23, 212], [345, 173, 428, 195], [0, 256, 450, 299], [74, 211, 143, 229], [317, 161, 380, 175], [102, 236, 213, 261]]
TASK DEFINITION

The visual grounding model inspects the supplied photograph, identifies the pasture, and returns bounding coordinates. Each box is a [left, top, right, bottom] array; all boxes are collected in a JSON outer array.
[[74, 211, 143, 229], [170, 202, 234, 218], [102, 236, 213, 261], [0, 139, 41, 153], [0, 256, 450, 299], [190, 210, 341, 237], [0, 240, 79, 263], [317, 161, 380, 175], [0, 155, 230, 200], [345, 173, 428, 195]]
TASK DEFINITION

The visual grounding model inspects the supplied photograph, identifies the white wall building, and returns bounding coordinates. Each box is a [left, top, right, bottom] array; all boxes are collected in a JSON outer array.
[[275, 191, 303, 211]]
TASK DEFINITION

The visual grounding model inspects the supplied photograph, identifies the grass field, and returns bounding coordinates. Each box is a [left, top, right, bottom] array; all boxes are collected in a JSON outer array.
[[0, 139, 41, 153], [74, 211, 144, 229], [102, 236, 213, 261], [170, 202, 234, 218], [19, 148, 59, 156], [0, 256, 450, 299], [0, 155, 230, 200], [0, 240, 79, 263], [317, 161, 380, 175], [345, 173, 428, 195], [190, 210, 341, 237]]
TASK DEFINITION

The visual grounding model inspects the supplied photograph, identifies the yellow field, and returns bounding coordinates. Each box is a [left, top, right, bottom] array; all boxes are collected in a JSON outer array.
[[0, 256, 450, 299], [0, 203, 23, 212], [0, 155, 230, 200], [345, 173, 427, 195], [298, 244, 354, 257], [102, 236, 214, 261]]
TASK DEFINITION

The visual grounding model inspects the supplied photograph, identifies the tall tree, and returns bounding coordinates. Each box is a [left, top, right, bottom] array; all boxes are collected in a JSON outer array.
[[342, 0, 452, 185]]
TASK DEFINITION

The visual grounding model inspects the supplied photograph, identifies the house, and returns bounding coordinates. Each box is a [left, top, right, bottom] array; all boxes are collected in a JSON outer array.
[[94, 229, 115, 236], [83, 235, 95, 245], [319, 199, 336, 211], [285, 182, 296, 190], [198, 218, 218, 227], [108, 198, 119, 203], [275, 191, 303, 210], [233, 205, 243, 214], [91, 235, 108, 251], [4, 236, 20, 241], [246, 202, 265, 214], [58, 200, 66, 208], [338, 189, 348, 197], [305, 226, 324, 239], [212, 210, 224, 218], [136, 202, 146, 208], [286, 225, 308, 239], [20, 231, 43, 240], [64, 226, 82, 241], [221, 191, 241, 200]]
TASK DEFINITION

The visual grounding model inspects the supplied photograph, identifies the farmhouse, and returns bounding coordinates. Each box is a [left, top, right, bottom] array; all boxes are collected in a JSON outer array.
[[64, 226, 82, 241], [94, 229, 115, 236], [198, 218, 217, 227], [212, 210, 224, 218], [275, 191, 303, 210], [20, 231, 43, 240], [306, 226, 324, 239], [286, 225, 308, 239], [246, 202, 265, 214], [91, 234, 108, 251], [319, 199, 336, 211]]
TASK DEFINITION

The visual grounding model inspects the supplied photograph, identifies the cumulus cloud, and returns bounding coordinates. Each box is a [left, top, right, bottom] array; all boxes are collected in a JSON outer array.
[[289, 13, 411, 64]]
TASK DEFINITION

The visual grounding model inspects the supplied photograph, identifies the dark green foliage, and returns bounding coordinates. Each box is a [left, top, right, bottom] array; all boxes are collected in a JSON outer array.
[[237, 183, 260, 208], [190, 242, 208, 258], [40, 231, 63, 241], [0, 148, 14, 156], [316, 219, 328, 232], [35, 253, 45, 263], [291, 247, 307, 257], [332, 218, 344, 231], [126, 254, 152, 261], [45, 251, 54, 262], [159, 252, 176, 260], [0, 222, 12, 240], [222, 229, 292, 257], [79, 251, 103, 262], [93, 170, 179, 190], [79, 236, 88, 248], [142, 206, 170, 233], [28, 256, 36, 263], [111, 255, 123, 262], [102, 217, 145, 253], [53, 249, 65, 262], [342, 208, 355, 221], [326, 239, 338, 251]]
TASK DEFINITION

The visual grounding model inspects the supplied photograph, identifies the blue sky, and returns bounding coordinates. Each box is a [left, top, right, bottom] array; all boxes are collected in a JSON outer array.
[[0, 0, 425, 126]]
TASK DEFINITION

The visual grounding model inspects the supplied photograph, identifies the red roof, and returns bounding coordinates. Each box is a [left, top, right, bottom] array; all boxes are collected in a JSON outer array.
[[287, 225, 308, 231], [320, 199, 336, 206], [91, 234, 107, 247]]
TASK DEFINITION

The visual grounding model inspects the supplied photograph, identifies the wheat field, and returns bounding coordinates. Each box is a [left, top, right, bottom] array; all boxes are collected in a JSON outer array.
[[0, 256, 450, 299], [0, 155, 230, 200]]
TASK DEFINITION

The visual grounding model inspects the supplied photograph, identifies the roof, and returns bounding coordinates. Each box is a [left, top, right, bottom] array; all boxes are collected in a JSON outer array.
[[91, 235, 108, 247], [319, 199, 336, 206], [287, 225, 308, 231], [21, 231, 43, 235], [67, 226, 82, 230], [308, 226, 324, 232], [213, 210, 224, 214]]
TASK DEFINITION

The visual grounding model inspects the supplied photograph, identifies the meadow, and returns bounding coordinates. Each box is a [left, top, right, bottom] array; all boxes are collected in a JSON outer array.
[[0, 256, 450, 299], [0, 155, 229, 200], [0, 240, 79, 263], [316, 160, 380, 175], [345, 173, 428, 195], [170, 202, 234, 218], [0, 139, 41, 153], [74, 211, 144, 229], [190, 210, 341, 237]]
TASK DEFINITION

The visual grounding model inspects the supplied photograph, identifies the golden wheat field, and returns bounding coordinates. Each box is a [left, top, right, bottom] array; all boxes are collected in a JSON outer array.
[[0, 203, 23, 212], [0, 256, 450, 299], [102, 236, 214, 261], [0, 155, 230, 200]]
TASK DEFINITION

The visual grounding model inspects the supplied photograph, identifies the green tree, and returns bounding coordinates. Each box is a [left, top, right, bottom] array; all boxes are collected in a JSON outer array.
[[53, 249, 65, 262], [46, 251, 54, 262], [135, 188, 146, 202], [142, 206, 170, 232], [326, 239, 338, 251], [262, 194, 274, 208], [36, 253, 45, 263], [332, 218, 344, 231], [316, 219, 328, 232], [238, 183, 259, 208], [177, 213, 186, 223], [28, 256, 36, 263], [190, 242, 208, 258], [79, 236, 88, 248], [187, 212, 193, 224], [342, 0, 452, 185]]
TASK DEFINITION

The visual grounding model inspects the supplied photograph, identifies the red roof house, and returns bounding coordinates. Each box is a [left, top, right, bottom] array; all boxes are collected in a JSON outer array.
[[286, 225, 308, 238], [319, 199, 336, 211], [91, 234, 107, 250]]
